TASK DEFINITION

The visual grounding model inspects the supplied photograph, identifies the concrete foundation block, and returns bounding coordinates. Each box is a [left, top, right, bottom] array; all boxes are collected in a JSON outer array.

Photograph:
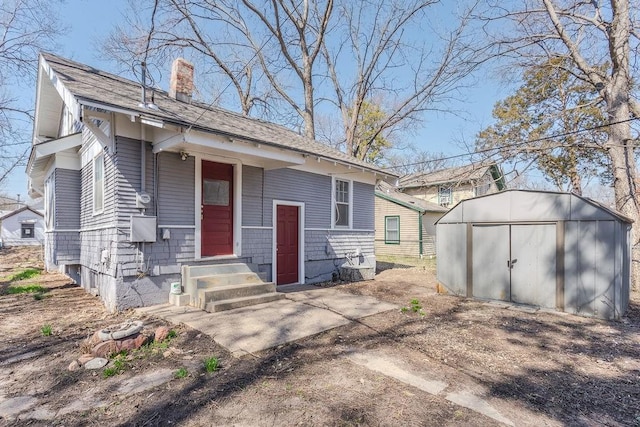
[[339, 266, 375, 282], [169, 293, 191, 307]]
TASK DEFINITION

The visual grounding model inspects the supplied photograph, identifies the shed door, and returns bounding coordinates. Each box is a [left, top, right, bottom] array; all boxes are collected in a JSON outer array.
[[472, 223, 557, 308], [510, 224, 556, 308], [472, 225, 511, 301]]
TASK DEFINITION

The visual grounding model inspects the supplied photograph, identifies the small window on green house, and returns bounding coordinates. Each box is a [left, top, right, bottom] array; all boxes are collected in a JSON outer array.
[[385, 216, 400, 244]]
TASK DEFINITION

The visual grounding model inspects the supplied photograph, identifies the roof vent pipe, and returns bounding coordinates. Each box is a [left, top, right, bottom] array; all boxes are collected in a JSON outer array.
[[139, 61, 148, 108]]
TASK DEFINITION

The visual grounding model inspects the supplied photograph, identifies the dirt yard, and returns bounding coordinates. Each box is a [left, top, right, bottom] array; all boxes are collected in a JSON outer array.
[[1, 247, 639, 426]]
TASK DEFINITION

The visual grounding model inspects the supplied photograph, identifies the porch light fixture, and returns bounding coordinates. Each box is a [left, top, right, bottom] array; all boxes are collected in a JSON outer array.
[[180, 151, 189, 161], [140, 117, 164, 128]]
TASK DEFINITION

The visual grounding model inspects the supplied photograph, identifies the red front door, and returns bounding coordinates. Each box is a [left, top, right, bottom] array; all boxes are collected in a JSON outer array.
[[201, 160, 234, 256], [276, 205, 299, 285]]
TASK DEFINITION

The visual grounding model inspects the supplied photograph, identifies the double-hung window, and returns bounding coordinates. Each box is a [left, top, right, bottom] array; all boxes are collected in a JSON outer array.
[[333, 178, 351, 228], [438, 186, 451, 207], [21, 223, 35, 239], [384, 216, 400, 244], [93, 153, 104, 214]]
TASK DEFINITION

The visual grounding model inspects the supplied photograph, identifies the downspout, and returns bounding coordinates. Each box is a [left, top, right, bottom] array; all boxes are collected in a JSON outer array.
[[139, 121, 146, 275], [154, 152, 158, 217], [140, 123, 146, 196], [418, 212, 423, 258]]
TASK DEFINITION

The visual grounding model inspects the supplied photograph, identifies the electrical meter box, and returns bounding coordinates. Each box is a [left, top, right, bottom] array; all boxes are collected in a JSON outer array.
[[130, 215, 157, 242]]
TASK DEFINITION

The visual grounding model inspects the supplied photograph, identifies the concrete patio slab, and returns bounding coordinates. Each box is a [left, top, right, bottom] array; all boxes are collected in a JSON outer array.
[[281, 285, 398, 319], [137, 285, 397, 357]]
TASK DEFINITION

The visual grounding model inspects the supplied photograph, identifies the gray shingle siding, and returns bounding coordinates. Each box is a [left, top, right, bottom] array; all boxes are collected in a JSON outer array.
[[242, 166, 264, 226], [45, 168, 81, 269], [79, 228, 119, 276], [157, 152, 195, 225], [80, 129, 117, 228], [263, 168, 331, 228], [242, 228, 272, 265], [45, 230, 80, 269], [353, 181, 374, 229], [306, 230, 374, 260], [114, 136, 156, 221], [304, 230, 375, 283], [54, 169, 80, 229]]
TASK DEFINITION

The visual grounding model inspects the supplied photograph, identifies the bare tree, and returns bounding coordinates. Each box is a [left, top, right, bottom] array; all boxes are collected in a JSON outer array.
[[323, 0, 488, 159], [384, 148, 455, 176], [480, 0, 640, 286], [105, 0, 493, 157], [104, 0, 333, 136], [0, 0, 64, 190]]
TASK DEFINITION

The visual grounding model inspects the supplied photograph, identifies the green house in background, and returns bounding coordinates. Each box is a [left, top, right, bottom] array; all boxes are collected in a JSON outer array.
[[375, 181, 447, 258]]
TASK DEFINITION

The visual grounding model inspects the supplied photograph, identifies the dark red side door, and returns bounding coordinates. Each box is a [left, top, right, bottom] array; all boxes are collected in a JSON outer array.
[[201, 160, 233, 256], [276, 205, 299, 285]]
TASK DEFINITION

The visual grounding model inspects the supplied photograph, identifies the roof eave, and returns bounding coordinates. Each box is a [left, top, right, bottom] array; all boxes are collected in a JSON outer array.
[[76, 97, 397, 179]]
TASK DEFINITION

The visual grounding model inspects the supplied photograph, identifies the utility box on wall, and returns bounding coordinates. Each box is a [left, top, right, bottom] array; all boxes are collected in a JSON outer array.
[[130, 215, 157, 242]]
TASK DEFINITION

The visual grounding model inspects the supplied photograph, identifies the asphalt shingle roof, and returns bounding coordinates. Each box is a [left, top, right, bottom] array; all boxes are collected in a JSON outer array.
[[398, 162, 498, 189], [41, 52, 394, 176], [375, 181, 447, 213]]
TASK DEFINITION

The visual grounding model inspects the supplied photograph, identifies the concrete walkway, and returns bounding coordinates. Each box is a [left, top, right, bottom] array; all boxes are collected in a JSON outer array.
[[137, 285, 397, 357]]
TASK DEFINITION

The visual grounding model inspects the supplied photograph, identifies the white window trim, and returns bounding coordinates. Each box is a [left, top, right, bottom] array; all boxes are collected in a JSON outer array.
[[93, 152, 105, 215], [331, 177, 353, 229], [385, 216, 400, 244]]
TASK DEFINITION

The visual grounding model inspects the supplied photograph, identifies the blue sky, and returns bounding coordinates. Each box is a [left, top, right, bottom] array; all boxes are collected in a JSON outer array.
[[5, 0, 507, 201]]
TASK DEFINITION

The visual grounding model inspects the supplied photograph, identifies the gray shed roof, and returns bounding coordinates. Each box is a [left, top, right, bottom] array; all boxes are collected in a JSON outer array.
[[437, 189, 632, 224], [38, 53, 394, 177], [375, 181, 447, 213], [399, 162, 505, 189]]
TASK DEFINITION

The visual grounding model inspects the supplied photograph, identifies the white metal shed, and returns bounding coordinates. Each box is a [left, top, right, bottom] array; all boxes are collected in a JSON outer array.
[[436, 190, 632, 320]]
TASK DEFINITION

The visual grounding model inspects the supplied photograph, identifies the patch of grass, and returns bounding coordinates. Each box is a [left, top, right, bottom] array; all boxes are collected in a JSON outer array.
[[204, 356, 219, 373], [41, 324, 53, 336], [401, 299, 426, 316], [376, 255, 437, 271], [7, 284, 47, 294], [102, 366, 119, 378], [137, 329, 178, 356], [9, 268, 41, 282], [103, 353, 128, 378], [174, 367, 188, 379]]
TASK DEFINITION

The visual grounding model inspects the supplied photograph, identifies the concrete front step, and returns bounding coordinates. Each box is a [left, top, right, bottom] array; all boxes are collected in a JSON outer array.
[[197, 272, 262, 288], [197, 282, 277, 309], [204, 293, 285, 313], [188, 263, 256, 279]]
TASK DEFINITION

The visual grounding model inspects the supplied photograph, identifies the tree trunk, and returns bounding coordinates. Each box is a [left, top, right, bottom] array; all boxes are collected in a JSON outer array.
[[606, 118, 639, 290], [606, 0, 640, 290], [302, 69, 315, 140]]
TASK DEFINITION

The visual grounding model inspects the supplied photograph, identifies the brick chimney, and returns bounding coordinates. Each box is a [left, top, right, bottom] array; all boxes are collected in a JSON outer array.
[[169, 58, 194, 103]]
